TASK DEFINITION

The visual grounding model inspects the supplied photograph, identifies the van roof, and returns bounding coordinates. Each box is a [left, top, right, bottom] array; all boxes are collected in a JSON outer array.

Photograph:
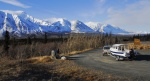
[[112, 44, 126, 47], [103, 45, 111, 47]]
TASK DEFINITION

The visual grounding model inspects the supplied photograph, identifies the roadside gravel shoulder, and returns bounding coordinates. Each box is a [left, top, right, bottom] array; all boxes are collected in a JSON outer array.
[[69, 49, 150, 81]]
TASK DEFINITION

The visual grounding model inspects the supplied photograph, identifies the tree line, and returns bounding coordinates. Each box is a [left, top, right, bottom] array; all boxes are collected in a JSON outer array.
[[133, 34, 150, 41], [1, 31, 129, 59]]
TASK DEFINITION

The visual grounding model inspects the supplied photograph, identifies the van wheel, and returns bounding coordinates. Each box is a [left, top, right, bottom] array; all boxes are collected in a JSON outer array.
[[103, 53, 105, 56], [116, 56, 120, 61]]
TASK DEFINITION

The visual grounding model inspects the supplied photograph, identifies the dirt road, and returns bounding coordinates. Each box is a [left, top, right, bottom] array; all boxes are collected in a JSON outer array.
[[68, 48, 150, 81]]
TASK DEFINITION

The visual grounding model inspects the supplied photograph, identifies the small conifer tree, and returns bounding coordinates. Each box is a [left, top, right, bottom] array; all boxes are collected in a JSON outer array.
[[115, 36, 119, 43], [12, 37, 16, 47], [3, 30, 10, 54], [44, 32, 47, 43], [27, 36, 32, 44]]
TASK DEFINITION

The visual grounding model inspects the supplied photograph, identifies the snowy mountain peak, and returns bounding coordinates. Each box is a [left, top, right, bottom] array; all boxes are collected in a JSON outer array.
[[85, 22, 129, 34], [100, 24, 129, 34], [71, 20, 95, 33], [0, 10, 130, 38], [1, 10, 51, 26], [85, 22, 103, 32], [46, 18, 64, 23], [1, 10, 26, 15], [71, 20, 83, 24], [46, 18, 70, 27]]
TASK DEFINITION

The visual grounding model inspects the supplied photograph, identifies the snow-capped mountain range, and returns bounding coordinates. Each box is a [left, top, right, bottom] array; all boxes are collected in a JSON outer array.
[[0, 10, 129, 37]]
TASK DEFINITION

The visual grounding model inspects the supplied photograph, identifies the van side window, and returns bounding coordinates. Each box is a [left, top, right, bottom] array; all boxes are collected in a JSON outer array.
[[122, 48, 124, 51], [119, 46, 121, 50]]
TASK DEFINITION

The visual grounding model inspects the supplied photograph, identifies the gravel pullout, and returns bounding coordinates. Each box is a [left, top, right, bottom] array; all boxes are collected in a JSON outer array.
[[69, 48, 150, 81]]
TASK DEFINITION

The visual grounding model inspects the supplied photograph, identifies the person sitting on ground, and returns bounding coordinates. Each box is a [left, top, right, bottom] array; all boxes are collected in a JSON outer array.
[[55, 48, 60, 59], [51, 50, 56, 59]]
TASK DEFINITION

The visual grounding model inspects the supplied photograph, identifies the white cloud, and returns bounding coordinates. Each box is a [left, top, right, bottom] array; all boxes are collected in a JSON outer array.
[[0, 0, 31, 8], [105, 0, 150, 32]]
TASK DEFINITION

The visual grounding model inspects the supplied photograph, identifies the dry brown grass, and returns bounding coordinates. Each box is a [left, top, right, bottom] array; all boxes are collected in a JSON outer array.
[[27, 56, 53, 63], [128, 43, 150, 50], [0, 58, 131, 81]]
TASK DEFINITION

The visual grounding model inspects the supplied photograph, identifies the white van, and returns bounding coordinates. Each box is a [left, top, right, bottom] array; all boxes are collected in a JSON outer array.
[[110, 44, 130, 61], [103, 45, 111, 56]]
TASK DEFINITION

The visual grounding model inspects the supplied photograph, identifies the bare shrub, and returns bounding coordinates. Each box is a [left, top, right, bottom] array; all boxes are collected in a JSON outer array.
[[128, 43, 150, 50], [59, 34, 109, 55], [0, 34, 117, 59]]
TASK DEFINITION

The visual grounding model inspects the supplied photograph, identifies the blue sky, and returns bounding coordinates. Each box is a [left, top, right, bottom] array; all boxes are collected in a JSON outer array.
[[0, 0, 150, 32]]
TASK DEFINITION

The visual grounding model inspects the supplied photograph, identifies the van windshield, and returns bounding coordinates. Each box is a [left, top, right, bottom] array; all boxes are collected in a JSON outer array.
[[121, 45, 128, 49], [104, 47, 110, 49], [119, 45, 128, 51]]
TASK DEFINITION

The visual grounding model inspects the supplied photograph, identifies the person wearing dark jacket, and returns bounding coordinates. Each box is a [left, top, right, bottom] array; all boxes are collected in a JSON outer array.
[[129, 49, 135, 60]]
